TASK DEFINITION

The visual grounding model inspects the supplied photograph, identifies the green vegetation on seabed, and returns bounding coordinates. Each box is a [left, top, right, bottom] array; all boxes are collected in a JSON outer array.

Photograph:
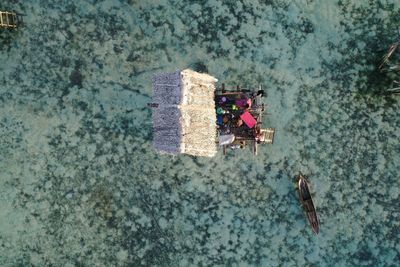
[[0, 0, 400, 266]]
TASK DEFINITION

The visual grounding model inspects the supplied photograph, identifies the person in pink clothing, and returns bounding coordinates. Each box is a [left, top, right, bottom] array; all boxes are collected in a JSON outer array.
[[235, 95, 252, 109]]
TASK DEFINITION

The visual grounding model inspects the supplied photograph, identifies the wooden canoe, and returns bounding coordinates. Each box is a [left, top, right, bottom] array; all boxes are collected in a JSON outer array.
[[298, 174, 319, 234]]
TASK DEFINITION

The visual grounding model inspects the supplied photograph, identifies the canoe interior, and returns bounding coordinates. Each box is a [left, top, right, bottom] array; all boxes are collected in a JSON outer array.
[[298, 175, 320, 234]]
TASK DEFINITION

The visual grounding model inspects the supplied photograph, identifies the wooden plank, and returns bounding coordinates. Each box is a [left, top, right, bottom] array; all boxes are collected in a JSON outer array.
[[9, 13, 14, 25], [253, 141, 257, 155], [5, 12, 9, 26], [0, 12, 18, 28], [11, 14, 16, 26], [263, 128, 275, 144]]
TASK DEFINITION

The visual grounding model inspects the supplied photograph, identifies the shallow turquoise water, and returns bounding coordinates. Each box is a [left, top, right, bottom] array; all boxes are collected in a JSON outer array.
[[1, 0, 400, 266]]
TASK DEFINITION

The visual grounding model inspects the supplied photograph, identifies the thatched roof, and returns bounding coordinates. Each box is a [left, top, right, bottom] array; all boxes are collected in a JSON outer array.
[[152, 69, 218, 157]]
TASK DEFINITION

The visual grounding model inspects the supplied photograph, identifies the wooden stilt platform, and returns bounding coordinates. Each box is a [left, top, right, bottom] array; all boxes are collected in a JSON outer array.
[[0, 11, 18, 28]]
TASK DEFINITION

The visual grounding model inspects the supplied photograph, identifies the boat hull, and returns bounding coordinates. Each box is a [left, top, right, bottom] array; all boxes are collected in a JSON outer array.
[[298, 174, 319, 234]]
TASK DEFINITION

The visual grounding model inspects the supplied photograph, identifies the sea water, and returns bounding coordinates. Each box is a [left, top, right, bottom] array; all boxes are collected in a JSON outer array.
[[0, 0, 399, 266]]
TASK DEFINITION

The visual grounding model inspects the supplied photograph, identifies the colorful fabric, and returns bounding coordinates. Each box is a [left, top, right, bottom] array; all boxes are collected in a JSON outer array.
[[217, 115, 223, 125], [216, 107, 224, 114], [235, 98, 252, 108], [240, 111, 257, 128]]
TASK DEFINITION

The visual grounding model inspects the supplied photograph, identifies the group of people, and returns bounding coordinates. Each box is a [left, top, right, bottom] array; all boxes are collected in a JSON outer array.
[[216, 90, 265, 148]]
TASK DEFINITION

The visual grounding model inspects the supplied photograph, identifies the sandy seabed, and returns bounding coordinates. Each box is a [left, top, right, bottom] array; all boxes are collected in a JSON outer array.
[[1, 0, 400, 266]]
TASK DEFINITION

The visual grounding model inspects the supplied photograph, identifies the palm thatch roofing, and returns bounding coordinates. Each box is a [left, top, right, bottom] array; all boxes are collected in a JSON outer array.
[[151, 69, 218, 157]]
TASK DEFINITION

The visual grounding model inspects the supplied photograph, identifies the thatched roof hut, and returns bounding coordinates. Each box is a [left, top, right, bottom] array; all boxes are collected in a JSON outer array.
[[151, 69, 218, 157]]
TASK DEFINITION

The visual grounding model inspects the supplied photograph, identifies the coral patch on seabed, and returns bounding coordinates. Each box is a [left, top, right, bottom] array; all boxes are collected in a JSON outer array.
[[1, 0, 400, 266]]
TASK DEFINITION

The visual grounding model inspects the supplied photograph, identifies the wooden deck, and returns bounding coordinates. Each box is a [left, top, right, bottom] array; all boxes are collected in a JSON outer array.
[[263, 128, 275, 144], [0, 11, 18, 28]]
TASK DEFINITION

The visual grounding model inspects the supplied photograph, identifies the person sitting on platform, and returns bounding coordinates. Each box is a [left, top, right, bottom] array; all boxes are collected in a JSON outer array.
[[254, 128, 266, 144], [235, 95, 252, 110]]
